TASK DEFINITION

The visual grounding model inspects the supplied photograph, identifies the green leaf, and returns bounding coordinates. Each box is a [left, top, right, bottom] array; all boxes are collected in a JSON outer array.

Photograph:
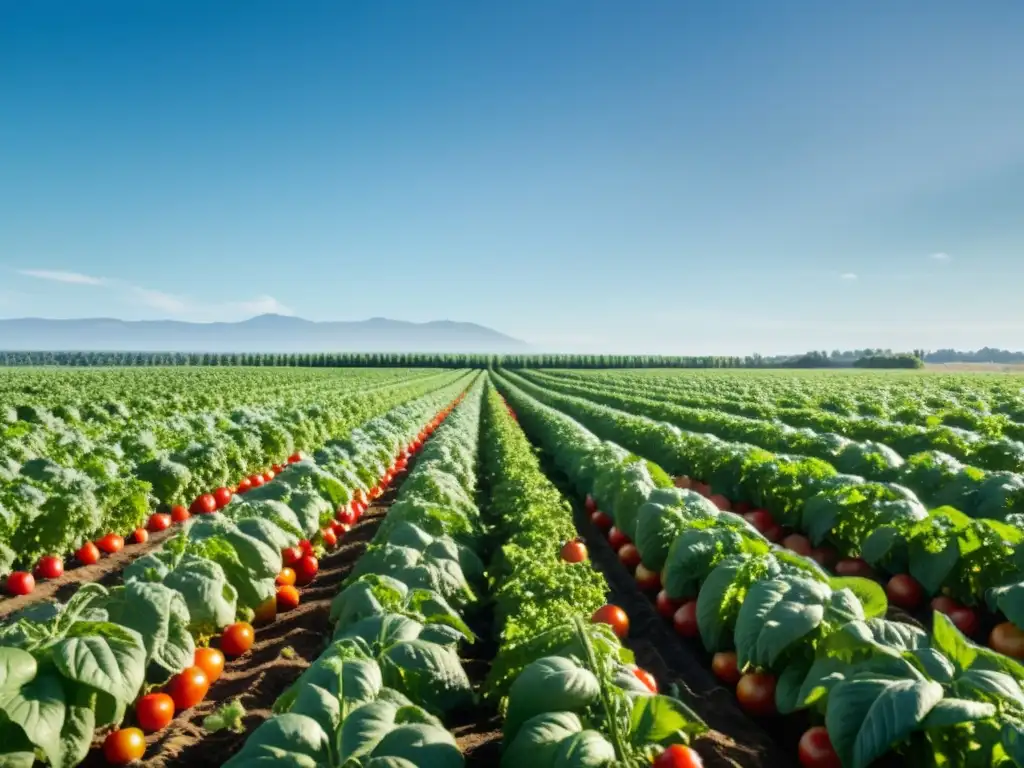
[[552, 730, 616, 767], [52, 623, 146, 704], [105, 581, 195, 680], [222, 713, 330, 768], [0, 648, 37, 692], [828, 577, 888, 619], [501, 711, 583, 768], [921, 697, 996, 729], [380, 640, 473, 716], [825, 677, 943, 768], [931, 612, 977, 673], [504, 657, 600, 742], [628, 694, 707, 746], [0, 671, 66, 766], [369, 722, 463, 768]]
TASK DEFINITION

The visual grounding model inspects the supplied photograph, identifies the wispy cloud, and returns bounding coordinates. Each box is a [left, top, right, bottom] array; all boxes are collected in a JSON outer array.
[[19, 269, 107, 286], [930, 252, 952, 262], [18, 268, 292, 322], [840, 272, 858, 280]]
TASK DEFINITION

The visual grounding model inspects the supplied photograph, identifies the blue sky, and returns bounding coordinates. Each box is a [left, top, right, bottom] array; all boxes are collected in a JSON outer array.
[[1, 1, 1022, 355]]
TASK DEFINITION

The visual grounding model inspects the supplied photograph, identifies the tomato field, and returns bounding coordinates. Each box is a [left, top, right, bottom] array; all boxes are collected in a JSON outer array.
[[2, 366, 1024, 767]]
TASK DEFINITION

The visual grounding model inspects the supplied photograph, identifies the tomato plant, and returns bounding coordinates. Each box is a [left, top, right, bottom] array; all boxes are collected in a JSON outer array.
[[782, 533, 812, 556], [834, 558, 873, 578], [103, 727, 146, 765], [136, 692, 175, 732]]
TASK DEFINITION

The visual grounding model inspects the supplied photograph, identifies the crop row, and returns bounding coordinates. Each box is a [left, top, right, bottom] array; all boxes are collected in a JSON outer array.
[[0, 369, 464, 577], [521, 369, 1024, 517], [0, 378, 466, 767], [495, 370, 1024, 768]]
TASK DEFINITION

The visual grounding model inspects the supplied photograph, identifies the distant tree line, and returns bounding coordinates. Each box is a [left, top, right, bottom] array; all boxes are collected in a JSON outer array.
[[6, 348, 1012, 369]]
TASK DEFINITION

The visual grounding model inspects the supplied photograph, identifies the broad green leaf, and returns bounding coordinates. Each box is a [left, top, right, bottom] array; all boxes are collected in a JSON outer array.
[[501, 712, 582, 768], [828, 577, 888, 619], [0, 671, 65, 766], [380, 640, 472, 716], [931, 612, 977, 672], [628, 694, 707, 746], [504, 657, 600, 742], [52, 624, 146, 704], [0, 649, 36, 692], [370, 723, 463, 768], [221, 713, 330, 768], [921, 697, 996, 729], [552, 730, 616, 767]]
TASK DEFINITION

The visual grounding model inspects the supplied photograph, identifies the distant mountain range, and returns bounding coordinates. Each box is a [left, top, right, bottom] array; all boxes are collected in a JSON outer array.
[[0, 315, 530, 353]]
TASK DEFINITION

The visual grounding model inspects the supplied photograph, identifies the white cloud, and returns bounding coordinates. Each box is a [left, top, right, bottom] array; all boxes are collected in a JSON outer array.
[[840, 272, 858, 280], [930, 252, 952, 262], [17, 267, 292, 322], [19, 269, 107, 285]]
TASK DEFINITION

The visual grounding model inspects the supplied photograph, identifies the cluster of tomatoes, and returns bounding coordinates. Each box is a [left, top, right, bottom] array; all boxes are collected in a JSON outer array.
[[586, 491, 841, 768]]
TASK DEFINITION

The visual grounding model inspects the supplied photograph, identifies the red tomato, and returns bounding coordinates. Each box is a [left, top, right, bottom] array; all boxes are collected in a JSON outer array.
[[277, 585, 300, 611], [336, 506, 358, 526], [287, 452, 302, 463], [656, 590, 683, 619], [220, 622, 255, 657], [798, 726, 841, 768], [34, 556, 64, 581], [782, 533, 812, 556], [168, 666, 209, 710], [618, 543, 642, 570], [673, 601, 699, 638], [330, 521, 351, 537], [949, 606, 979, 637], [635, 563, 661, 591], [835, 558, 874, 578], [97, 533, 125, 554], [136, 692, 175, 732], [298, 539, 314, 556], [607, 527, 630, 551], [711, 651, 741, 686], [762, 524, 783, 543], [103, 728, 146, 765], [591, 604, 629, 638], [743, 510, 775, 532], [132, 527, 148, 544], [190, 494, 217, 515], [5, 571, 35, 596], [213, 487, 233, 509], [653, 745, 704, 768], [632, 667, 658, 693], [709, 493, 732, 511], [322, 528, 338, 548], [736, 673, 777, 716], [294, 554, 319, 586], [272, 464, 284, 474], [248, 474, 264, 489], [584, 494, 597, 513], [236, 477, 252, 493], [282, 546, 302, 567], [170, 506, 190, 523], [733, 501, 752, 515], [560, 540, 588, 563], [147, 513, 172, 532], [76, 541, 101, 565], [931, 595, 959, 615], [591, 510, 613, 531], [990, 622, 1024, 659], [886, 574, 924, 610], [809, 546, 838, 569], [262, 471, 274, 484], [194, 647, 225, 683]]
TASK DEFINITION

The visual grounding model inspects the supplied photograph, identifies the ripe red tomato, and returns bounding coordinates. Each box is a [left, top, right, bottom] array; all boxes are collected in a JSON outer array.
[[194, 647, 225, 683], [608, 527, 630, 551], [591, 604, 629, 638], [708, 493, 732, 511], [236, 477, 252, 493], [167, 666, 209, 710], [322, 528, 338, 548], [798, 726, 841, 768], [931, 595, 959, 615], [262, 471, 274, 484], [103, 727, 146, 765], [330, 521, 350, 537], [653, 744, 704, 768], [294, 554, 319, 586], [711, 651, 741, 686], [782, 533, 812, 556], [272, 464, 284, 474], [736, 673, 777, 716], [220, 622, 255, 657], [147, 513, 172, 532], [591, 510, 613, 531], [656, 590, 683, 619], [248, 474, 264, 489], [282, 546, 302, 567], [5, 571, 35, 596], [132, 527, 148, 544], [560, 540, 588, 563], [635, 563, 661, 591], [989, 622, 1024, 659], [886, 574, 924, 610], [632, 667, 658, 693], [949, 606, 979, 637], [673, 601, 699, 638], [618, 543, 642, 570], [76, 541, 101, 565], [743, 510, 775, 532], [136, 692, 175, 732], [34, 555, 64, 581], [190, 494, 217, 515], [298, 539, 314, 556], [213, 487, 233, 509], [97, 533, 125, 554], [835, 558, 873, 578], [288, 452, 302, 463], [170, 506, 190, 523], [336, 506, 358, 526], [584, 494, 597, 513], [277, 585, 301, 611]]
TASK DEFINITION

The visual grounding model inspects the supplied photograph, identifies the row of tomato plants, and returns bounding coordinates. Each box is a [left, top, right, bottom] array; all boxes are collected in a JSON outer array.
[[501, 370, 1024, 654], [0, 370, 464, 584], [0, 382, 466, 767], [494, 370, 1024, 768]]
